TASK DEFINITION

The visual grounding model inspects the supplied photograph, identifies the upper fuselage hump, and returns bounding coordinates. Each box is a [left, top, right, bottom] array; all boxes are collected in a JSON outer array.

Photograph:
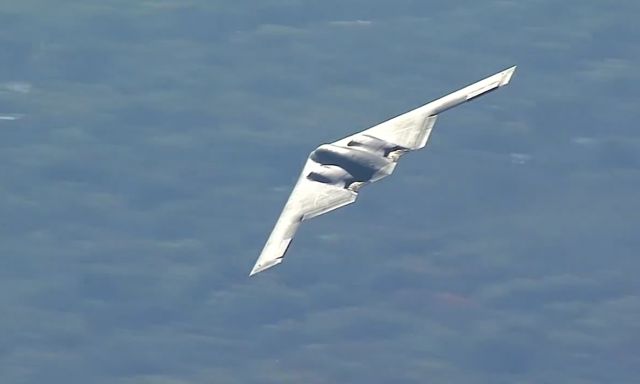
[[309, 142, 392, 182]]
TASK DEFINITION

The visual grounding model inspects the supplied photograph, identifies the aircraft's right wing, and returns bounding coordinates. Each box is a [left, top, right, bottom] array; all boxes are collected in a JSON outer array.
[[250, 159, 357, 276], [333, 66, 516, 151]]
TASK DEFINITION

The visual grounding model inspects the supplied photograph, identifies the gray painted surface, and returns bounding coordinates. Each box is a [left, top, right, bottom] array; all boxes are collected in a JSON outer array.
[[252, 67, 515, 275], [1, 1, 639, 383]]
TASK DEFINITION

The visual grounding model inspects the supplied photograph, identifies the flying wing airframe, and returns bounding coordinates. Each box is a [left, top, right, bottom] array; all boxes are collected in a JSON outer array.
[[250, 66, 517, 276]]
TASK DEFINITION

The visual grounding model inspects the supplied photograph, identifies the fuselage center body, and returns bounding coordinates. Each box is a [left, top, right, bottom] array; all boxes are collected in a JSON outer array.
[[309, 143, 392, 183]]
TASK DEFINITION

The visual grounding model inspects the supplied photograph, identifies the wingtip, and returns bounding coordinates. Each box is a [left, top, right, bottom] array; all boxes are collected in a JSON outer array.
[[249, 258, 283, 277], [249, 264, 263, 277], [499, 65, 517, 86]]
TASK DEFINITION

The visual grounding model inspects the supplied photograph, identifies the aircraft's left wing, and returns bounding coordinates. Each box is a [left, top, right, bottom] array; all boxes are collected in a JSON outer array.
[[333, 66, 516, 151], [250, 160, 357, 275]]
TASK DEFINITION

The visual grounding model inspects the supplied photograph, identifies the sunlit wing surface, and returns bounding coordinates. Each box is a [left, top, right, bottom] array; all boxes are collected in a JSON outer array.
[[250, 66, 516, 276], [250, 160, 357, 275]]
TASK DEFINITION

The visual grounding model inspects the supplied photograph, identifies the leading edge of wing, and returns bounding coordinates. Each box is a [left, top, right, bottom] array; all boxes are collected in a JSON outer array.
[[428, 65, 516, 115]]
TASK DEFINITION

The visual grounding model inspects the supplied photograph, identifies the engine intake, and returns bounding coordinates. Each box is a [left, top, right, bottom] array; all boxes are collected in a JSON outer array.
[[347, 134, 404, 157], [306, 165, 353, 187]]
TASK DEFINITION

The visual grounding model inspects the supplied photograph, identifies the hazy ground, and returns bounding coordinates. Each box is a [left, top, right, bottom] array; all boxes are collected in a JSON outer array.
[[1, 1, 639, 383]]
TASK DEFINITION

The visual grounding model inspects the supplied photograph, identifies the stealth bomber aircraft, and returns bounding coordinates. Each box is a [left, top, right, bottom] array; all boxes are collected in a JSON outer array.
[[251, 66, 517, 276]]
